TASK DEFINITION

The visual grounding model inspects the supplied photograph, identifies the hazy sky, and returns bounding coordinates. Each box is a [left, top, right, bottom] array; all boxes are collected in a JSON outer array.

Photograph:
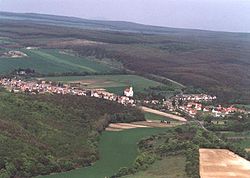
[[1, 0, 250, 32]]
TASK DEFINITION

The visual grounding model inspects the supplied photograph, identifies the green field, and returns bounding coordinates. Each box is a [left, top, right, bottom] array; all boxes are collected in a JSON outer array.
[[44, 75, 165, 94], [123, 155, 187, 178], [38, 128, 168, 178], [0, 49, 114, 74]]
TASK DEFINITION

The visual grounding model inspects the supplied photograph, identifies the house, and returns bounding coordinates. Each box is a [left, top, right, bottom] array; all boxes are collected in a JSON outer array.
[[203, 107, 210, 112], [124, 87, 134, 97]]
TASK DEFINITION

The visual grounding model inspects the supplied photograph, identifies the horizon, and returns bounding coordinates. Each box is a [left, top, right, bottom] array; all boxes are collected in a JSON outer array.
[[0, 0, 250, 33]]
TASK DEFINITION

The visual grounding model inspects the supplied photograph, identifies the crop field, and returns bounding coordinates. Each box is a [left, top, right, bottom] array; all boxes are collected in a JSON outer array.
[[38, 127, 168, 178], [219, 131, 250, 149], [0, 37, 14, 45], [44, 75, 165, 94], [223, 131, 250, 149], [0, 49, 114, 74], [199, 149, 250, 178], [124, 155, 187, 178]]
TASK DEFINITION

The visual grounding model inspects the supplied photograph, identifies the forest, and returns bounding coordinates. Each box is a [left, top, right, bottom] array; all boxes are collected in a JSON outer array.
[[0, 91, 144, 178]]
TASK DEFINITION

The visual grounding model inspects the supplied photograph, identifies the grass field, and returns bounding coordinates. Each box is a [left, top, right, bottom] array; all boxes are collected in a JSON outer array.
[[0, 49, 114, 74], [44, 75, 165, 94], [123, 155, 187, 178], [38, 128, 168, 178]]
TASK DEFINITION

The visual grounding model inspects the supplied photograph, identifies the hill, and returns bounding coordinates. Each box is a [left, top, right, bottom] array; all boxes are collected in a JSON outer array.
[[0, 92, 144, 178], [0, 11, 193, 34], [0, 12, 250, 103]]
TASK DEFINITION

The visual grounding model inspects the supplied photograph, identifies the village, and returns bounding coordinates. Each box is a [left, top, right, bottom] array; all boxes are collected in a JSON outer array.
[[0, 77, 248, 119], [0, 78, 136, 106], [175, 94, 247, 118]]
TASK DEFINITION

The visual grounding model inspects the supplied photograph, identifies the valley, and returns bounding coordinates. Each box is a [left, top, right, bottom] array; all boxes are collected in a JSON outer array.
[[0, 11, 250, 178]]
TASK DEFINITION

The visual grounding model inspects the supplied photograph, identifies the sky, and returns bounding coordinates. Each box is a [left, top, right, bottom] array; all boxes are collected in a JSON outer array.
[[0, 0, 250, 32]]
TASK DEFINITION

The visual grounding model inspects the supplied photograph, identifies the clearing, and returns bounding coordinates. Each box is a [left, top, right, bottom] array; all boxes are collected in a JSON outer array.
[[0, 49, 114, 74], [199, 148, 250, 178]]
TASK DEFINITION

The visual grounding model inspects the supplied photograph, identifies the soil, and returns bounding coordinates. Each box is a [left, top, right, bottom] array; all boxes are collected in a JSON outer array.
[[199, 148, 250, 178]]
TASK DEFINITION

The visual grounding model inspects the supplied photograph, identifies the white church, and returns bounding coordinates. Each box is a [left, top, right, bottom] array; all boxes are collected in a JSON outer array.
[[124, 86, 134, 97]]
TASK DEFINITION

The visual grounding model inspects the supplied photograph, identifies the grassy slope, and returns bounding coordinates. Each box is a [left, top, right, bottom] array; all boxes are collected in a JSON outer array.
[[123, 155, 187, 178], [0, 49, 113, 74], [44, 75, 165, 94], [38, 128, 169, 178]]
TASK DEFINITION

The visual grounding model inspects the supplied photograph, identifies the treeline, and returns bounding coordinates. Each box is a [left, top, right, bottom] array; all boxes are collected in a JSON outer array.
[[0, 92, 144, 178]]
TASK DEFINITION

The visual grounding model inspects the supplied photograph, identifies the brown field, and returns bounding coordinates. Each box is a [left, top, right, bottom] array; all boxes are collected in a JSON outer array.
[[199, 148, 250, 178], [140, 106, 187, 122], [246, 148, 250, 152], [105, 120, 179, 131]]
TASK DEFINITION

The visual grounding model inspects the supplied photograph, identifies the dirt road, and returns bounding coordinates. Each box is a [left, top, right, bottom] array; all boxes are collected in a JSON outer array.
[[140, 106, 187, 122], [199, 148, 250, 178]]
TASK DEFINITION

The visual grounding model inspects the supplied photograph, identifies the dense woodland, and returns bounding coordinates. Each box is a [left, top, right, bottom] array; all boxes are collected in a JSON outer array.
[[0, 92, 144, 178]]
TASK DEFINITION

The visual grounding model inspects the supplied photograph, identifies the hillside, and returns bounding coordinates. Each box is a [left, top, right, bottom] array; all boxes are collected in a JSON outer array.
[[0, 12, 250, 103], [0, 91, 144, 178]]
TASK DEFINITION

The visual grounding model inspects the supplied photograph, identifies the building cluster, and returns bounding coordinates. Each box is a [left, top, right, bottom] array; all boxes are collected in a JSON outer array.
[[210, 105, 246, 117], [179, 102, 202, 116], [179, 101, 246, 117], [175, 94, 217, 102], [1, 50, 27, 58], [91, 88, 135, 105], [0, 78, 135, 106]]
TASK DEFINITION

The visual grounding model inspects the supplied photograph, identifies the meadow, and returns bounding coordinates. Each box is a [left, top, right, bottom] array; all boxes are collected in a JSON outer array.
[[44, 75, 165, 94], [123, 155, 187, 178], [38, 128, 169, 178], [0, 49, 114, 74]]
